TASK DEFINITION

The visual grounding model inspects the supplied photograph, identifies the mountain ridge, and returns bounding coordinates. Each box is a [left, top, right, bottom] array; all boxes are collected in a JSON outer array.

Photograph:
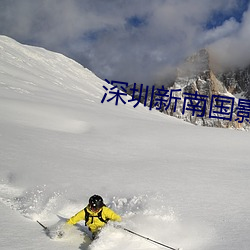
[[142, 48, 250, 130]]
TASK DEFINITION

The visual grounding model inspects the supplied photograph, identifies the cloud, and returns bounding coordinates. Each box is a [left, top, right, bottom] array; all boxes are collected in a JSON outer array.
[[0, 0, 249, 84], [200, 18, 240, 45], [209, 4, 250, 69]]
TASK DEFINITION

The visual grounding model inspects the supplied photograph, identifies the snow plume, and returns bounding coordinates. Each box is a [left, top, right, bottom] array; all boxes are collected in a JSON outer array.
[[0, 0, 249, 85], [0, 180, 214, 250], [0, 178, 65, 221]]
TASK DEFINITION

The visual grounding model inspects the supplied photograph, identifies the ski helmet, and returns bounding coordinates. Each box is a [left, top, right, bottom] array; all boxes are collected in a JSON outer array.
[[89, 195, 104, 210]]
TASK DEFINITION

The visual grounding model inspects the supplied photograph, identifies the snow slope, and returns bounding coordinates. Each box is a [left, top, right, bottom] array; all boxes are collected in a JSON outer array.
[[0, 35, 249, 250]]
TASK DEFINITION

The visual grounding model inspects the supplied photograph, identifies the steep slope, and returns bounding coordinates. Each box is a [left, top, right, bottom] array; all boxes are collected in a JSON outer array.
[[0, 36, 250, 250]]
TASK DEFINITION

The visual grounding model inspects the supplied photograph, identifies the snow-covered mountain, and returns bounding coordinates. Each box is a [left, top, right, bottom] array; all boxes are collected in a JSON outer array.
[[129, 49, 250, 130], [0, 36, 250, 250], [168, 49, 247, 129]]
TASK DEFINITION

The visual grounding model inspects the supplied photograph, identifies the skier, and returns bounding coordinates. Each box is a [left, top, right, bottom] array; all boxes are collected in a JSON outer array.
[[66, 194, 121, 239]]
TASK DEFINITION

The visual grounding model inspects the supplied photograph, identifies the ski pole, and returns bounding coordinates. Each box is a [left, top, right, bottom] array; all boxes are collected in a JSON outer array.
[[37, 220, 48, 231], [122, 227, 180, 250]]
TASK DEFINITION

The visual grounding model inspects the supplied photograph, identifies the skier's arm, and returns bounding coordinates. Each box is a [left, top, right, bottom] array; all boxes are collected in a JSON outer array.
[[104, 207, 122, 222], [67, 209, 85, 225]]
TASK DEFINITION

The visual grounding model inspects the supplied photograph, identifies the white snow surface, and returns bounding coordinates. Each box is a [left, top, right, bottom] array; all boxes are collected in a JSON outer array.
[[0, 35, 249, 250]]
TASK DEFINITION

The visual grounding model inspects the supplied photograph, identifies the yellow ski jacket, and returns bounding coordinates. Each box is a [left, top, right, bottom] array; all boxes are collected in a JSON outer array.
[[67, 206, 121, 233]]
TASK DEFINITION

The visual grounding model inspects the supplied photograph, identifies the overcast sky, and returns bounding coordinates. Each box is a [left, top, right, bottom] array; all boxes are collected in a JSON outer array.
[[0, 0, 249, 85]]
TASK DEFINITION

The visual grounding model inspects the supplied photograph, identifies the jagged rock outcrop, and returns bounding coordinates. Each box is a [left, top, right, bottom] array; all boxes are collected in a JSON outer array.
[[126, 48, 250, 130], [217, 66, 250, 99], [162, 49, 250, 129]]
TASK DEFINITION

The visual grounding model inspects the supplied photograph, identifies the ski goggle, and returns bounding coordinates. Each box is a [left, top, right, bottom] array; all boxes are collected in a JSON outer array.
[[90, 204, 101, 211]]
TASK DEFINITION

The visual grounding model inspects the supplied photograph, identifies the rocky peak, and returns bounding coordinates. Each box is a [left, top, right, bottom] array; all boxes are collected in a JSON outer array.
[[216, 66, 250, 99], [166, 49, 250, 129], [127, 48, 250, 130], [175, 48, 226, 96], [177, 48, 210, 78]]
